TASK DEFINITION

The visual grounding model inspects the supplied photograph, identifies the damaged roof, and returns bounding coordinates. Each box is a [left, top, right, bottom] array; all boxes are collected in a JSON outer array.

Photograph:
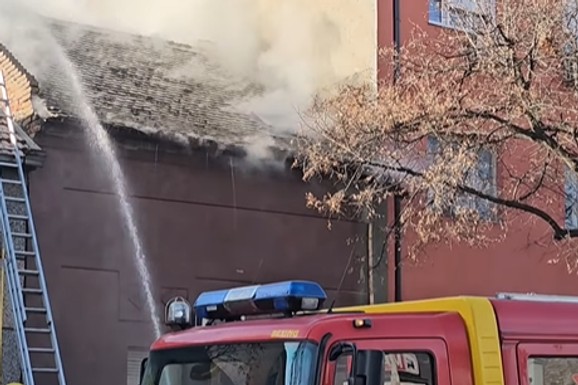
[[36, 20, 293, 153], [0, 118, 40, 158]]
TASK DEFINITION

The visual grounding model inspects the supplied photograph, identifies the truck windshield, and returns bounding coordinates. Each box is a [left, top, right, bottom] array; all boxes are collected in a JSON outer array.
[[141, 341, 318, 385]]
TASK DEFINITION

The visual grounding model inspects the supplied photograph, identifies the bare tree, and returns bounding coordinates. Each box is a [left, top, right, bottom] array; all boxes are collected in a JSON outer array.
[[294, 0, 578, 267]]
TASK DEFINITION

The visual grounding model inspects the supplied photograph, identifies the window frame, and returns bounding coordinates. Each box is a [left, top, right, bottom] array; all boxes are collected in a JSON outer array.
[[517, 343, 578, 385], [426, 135, 498, 220], [428, 0, 497, 30], [325, 338, 448, 385], [143, 341, 319, 385], [331, 351, 436, 385], [565, 167, 578, 230]]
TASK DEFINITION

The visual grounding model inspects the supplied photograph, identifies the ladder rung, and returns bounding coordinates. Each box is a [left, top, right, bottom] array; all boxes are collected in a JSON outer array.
[[0, 178, 21, 185], [23, 288, 43, 294], [29, 347, 55, 353], [8, 214, 28, 220], [18, 269, 39, 276], [25, 307, 47, 313], [0, 162, 18, 168], [24, 327, 51, 333], [4, 196, 25, 203], [12, 232, 32, 238], [32, 367, 59, 373], [16, 250, 35, 256]]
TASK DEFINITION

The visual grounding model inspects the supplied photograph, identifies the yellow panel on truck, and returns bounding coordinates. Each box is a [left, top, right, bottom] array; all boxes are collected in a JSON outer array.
[[338, 296, 504, 385]]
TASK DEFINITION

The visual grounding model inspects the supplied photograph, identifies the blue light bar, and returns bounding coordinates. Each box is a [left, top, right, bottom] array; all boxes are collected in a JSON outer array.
[[193, 280, 327, 321]]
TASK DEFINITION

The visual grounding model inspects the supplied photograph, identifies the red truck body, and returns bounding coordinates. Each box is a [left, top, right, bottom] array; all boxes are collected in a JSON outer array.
[[144, 284, 578, 385]]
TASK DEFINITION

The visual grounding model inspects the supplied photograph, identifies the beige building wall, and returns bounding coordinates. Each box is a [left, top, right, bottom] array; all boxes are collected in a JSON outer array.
[[303, 0, 377, 84]]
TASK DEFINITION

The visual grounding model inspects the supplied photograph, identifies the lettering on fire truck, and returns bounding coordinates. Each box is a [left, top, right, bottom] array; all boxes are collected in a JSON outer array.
[[270, 329, 300, 338]]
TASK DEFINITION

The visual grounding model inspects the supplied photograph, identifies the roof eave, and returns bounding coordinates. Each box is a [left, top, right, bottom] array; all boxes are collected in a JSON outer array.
[[46, 115, 296, 163]]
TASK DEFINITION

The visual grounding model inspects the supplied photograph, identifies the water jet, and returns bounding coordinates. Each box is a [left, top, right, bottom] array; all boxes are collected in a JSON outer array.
[[48, 38, 163, 339]]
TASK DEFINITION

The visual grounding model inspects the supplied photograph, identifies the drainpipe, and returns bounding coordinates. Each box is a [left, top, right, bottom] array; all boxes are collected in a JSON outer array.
[[393, 0, 403, 302], [393, 195, 403, 302], [393, 0, 401, 82]]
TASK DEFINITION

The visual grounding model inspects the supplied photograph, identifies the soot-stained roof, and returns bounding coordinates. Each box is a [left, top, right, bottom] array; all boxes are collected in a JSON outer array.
[[38, 20, 293, 153]]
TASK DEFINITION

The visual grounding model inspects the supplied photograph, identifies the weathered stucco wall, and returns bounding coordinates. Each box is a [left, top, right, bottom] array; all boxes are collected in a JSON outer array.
[[23, 123, 368, 385]]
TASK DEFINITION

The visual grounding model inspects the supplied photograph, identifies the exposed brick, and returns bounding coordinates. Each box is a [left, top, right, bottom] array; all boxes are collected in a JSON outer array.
[[0, 44, 38, 154]]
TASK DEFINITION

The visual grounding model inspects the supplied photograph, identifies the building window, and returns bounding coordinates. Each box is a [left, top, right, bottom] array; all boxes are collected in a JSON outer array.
[[429, 0, 495, 30], [429, 0, 444, 24], [427, 135, 497, 219], [527, 356, 578, 385], [565, 167, 578, 229], [334, 352, 435, 385]]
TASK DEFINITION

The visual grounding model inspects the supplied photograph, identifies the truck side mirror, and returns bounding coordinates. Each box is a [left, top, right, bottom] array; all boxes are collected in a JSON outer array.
[[354, 350, 385, 385], [328, 343, 384, 385], [139, 357, 149, 385], [329, 342, 358, 385], [329, 342, 357, 361]]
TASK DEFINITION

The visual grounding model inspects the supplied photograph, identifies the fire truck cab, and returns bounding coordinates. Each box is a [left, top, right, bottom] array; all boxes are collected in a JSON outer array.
[[139, 281, 578, 385]]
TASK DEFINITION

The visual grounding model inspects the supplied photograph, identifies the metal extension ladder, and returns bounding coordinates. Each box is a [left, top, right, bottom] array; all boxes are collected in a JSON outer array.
[[0, 71, 67, 385]]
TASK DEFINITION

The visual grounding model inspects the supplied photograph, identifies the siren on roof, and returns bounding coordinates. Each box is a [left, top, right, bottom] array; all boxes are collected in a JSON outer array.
[[193, 280, 328, 322], [165, 296, 193, 330]]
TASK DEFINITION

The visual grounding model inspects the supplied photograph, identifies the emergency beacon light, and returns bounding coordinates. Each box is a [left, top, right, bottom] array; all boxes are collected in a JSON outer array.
[[165, 296, 193, 328], [193, 280, 327, 321]]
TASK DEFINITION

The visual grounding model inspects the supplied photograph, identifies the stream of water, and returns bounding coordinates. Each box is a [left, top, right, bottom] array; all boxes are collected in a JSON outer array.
[[50, 42, 163, 339]]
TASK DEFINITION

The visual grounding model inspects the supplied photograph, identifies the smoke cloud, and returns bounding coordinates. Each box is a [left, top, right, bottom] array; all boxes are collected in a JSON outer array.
[[0, 0, 376, 136]]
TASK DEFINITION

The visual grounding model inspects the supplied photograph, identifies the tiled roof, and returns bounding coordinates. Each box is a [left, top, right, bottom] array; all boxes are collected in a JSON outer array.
[[38, 20, 293, 153], [0, 44, 42, 157]]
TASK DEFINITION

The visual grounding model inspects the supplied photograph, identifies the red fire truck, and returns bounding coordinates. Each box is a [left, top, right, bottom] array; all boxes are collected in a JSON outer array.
[[139, 280, 578, 385]]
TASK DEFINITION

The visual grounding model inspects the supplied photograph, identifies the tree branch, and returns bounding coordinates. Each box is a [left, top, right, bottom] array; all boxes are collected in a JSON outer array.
[[518, 155, 550, 201], [461, 109, 578, 170], [363, 159, 577, 240]]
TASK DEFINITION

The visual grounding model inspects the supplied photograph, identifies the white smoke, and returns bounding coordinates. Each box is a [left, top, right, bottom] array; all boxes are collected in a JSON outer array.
[[0, 0, 376, 136]]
